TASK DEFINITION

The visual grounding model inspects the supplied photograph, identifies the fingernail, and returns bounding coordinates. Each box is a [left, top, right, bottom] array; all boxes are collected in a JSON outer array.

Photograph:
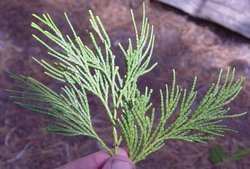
[[111, 159, 135, 169]]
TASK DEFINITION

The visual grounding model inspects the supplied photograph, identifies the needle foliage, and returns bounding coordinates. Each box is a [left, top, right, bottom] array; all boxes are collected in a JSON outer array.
[[7, 4, 246, 163]]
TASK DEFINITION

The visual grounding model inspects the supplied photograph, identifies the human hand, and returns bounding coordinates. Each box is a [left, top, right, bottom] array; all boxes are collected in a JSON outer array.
[[56, 148, 135, 169]]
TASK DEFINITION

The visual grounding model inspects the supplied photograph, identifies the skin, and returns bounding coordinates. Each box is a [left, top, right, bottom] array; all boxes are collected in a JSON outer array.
[[57, 148, 135, 169]]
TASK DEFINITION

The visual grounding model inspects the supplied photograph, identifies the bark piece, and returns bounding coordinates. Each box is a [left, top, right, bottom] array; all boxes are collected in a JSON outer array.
[[156, 0, 250, 38]]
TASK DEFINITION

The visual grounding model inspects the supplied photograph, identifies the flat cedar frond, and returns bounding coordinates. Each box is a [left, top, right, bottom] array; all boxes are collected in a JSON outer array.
[[8, 74, 113, 155], [119, 69, 246, 163], [162, 69, 246, 142], [119, 88, 161, 162], [6, 4, 246, 164]]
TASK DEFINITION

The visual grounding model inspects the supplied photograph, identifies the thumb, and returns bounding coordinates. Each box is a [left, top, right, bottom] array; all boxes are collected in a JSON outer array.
[[102, 156, 135, 169], [102, 149, 135, 169]]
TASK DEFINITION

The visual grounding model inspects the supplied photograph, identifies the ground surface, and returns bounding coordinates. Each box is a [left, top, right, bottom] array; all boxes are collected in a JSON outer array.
[[0, 0, 249, 169]]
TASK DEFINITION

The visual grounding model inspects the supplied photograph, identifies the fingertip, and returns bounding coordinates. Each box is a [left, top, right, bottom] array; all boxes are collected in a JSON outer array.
[[102, 157, 135, 169], [117, 148, 129, 157]]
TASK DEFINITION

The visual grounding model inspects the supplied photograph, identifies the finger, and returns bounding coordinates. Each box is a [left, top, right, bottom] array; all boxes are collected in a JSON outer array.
[[56, 150, 110, 169], [116, 148, 129, 157], [102, 149, 135, 169]]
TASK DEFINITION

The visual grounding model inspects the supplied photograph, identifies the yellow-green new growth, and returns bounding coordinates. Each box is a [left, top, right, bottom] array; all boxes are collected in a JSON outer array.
[[8, 4, 246, 164]]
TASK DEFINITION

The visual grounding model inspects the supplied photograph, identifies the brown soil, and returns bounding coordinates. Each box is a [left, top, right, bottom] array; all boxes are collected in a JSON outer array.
[[0, 0, 249, 169]]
